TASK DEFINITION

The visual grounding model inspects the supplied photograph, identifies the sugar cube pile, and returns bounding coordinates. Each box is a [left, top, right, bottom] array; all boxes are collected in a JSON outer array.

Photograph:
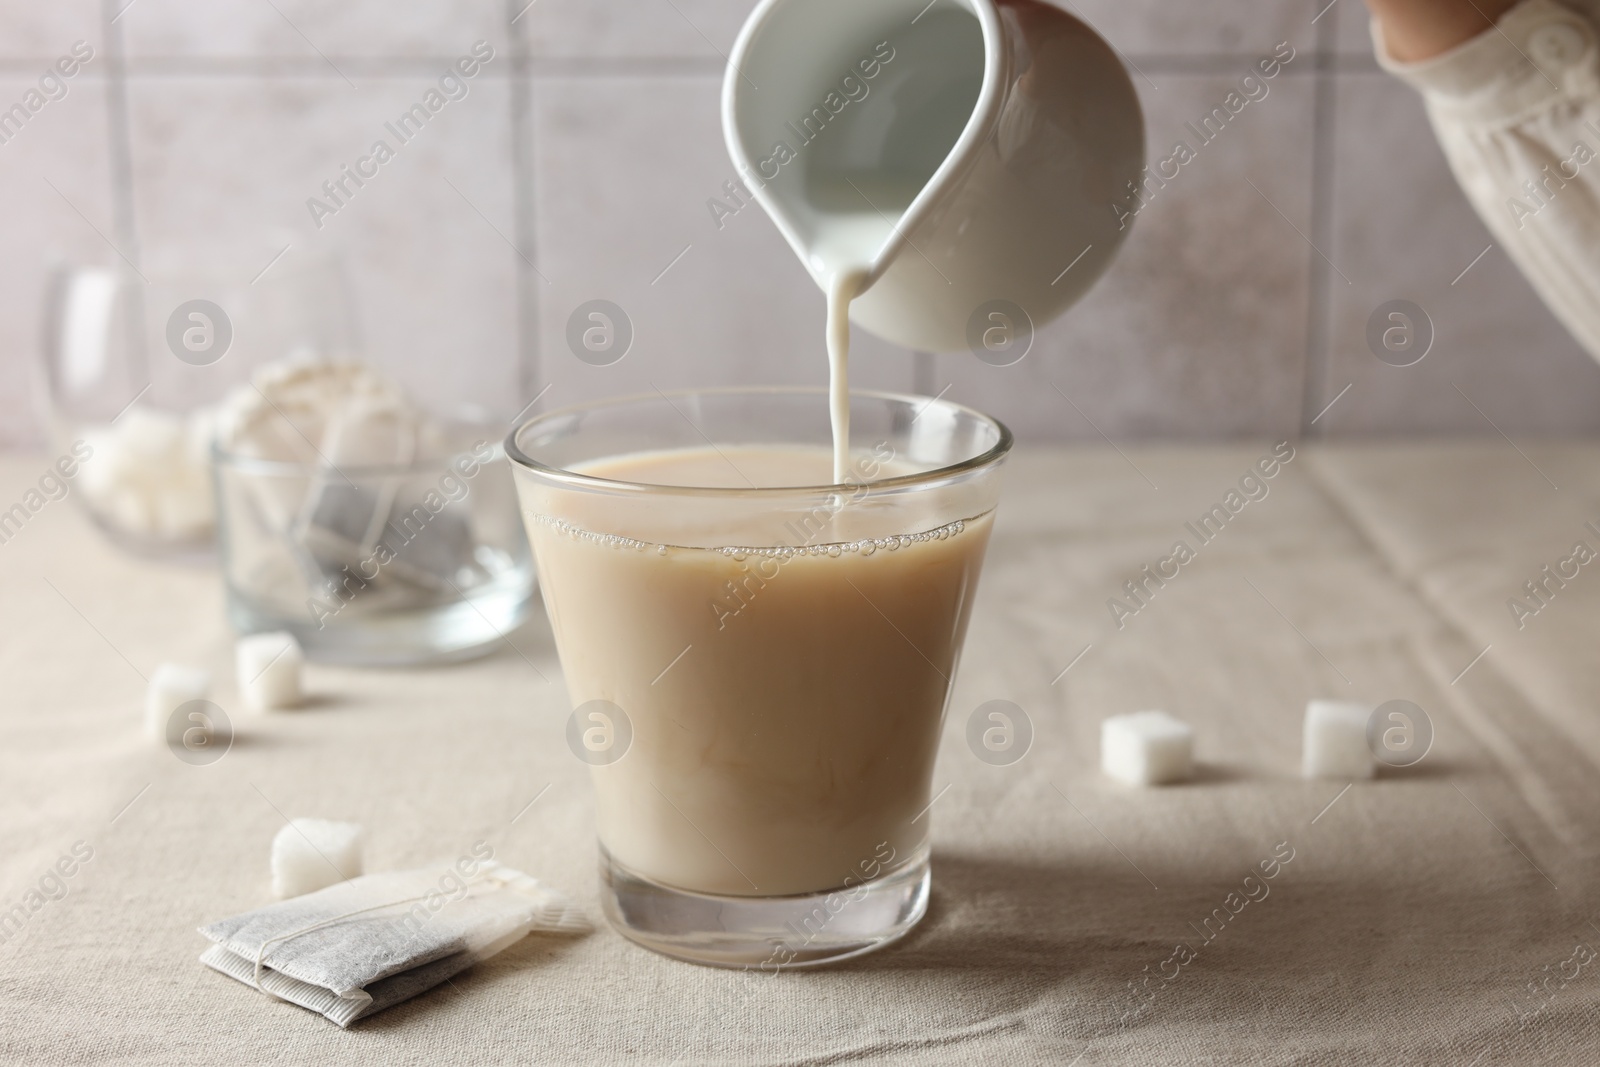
[[79, 406, 215, 543], [144, 663, 212, 742], [271, 818, 364, 898], [1302, 700, 1376, 779], [236, 631, 303, 711], [1101, 710, 1194, 786]]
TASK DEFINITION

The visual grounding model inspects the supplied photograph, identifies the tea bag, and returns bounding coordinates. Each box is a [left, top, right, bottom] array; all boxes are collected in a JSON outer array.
[[295, 391, 420, 578], [372, 497, 481, 594], [198, 861, 589, 1027], [215, 356, 403, 586], [215, 357, 481, 599], [300, 396, 479, 596]]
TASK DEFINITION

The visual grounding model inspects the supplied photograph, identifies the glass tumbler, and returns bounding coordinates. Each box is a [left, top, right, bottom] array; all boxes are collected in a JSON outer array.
[[508, 388, 1011, 968], [214, 428, 536, 665], [39, 255, 361, 560]]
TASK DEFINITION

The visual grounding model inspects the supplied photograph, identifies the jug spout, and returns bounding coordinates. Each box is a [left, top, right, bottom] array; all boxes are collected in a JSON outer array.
[[724, 0, 1144, 354]]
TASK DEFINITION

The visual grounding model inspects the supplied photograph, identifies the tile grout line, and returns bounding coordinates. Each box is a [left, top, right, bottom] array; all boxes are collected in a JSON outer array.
[[100, 0, 143, 274], [100, 0, 150, 390], [14, 51, 1386, 81], [507, 0, 542, 408], [1299, 0, 1341, 439]]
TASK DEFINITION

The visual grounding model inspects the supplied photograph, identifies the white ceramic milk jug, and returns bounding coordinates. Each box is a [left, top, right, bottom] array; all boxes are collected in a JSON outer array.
[[723, 0, 1145, 354]]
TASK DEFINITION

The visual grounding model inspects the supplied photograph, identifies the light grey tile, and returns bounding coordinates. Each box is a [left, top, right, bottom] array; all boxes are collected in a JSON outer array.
[[1065, 0, 1317, 59], [921, 72, 1317, 442], [0, 1, 101, 61], [1316, 72, 1600, 436], [521, 0, 751, 60], [0, 74, 117, 447], [1331, 0, 1377, 56], [125, 74, 520, 418], [530, 75, 915, 412], [120, 0, 509, 62]]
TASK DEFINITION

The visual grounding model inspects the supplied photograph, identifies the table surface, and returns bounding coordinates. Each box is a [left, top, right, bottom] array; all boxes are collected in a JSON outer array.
[[3, 442, 1599, 1066]]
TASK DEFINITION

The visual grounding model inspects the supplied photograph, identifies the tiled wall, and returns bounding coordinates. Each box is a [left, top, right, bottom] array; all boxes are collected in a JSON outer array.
[[4, 0, 1599, 447]]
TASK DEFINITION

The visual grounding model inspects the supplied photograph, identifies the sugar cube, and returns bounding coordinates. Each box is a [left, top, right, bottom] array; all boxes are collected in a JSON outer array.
[[78, 406, 217, 541], [236, 632, 304, 711], [1101, 710, 1194, 785], [1302, 700, 1376, 779], [145, 663, 211, 742], [117, 405, 187, 459], [271, 818, 364, 898]]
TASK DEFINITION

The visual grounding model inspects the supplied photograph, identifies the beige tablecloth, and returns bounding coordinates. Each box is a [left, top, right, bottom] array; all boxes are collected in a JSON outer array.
[[2, 443, 1599, 1065]]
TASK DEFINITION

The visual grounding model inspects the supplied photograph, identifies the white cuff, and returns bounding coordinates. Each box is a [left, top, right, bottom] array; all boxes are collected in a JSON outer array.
[[1373, 0, 1600, 123]]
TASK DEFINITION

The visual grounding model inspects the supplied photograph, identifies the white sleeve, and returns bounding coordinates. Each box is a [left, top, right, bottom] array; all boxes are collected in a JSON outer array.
[[1375, 0, 1600, 360]]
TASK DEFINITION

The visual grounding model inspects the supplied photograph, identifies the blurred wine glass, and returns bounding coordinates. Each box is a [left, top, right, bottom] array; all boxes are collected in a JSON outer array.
[[38, 250, 360, 561]]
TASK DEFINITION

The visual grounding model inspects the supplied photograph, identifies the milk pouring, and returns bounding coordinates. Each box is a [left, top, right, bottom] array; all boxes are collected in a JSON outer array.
[[507, 0, 1139, 969], [724, 0, 1145, 475]]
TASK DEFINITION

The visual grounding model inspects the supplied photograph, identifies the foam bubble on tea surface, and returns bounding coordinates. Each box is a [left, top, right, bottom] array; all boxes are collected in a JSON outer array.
[[1302, 700, 1375, 779], [236, 632, 303, 711], [144, 663, 211, 741], [271, 818, 364, 898], [1101, 710, 1194, 785]]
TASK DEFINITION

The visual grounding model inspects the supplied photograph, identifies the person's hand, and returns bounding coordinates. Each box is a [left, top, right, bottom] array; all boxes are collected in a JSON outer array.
[[1362, 0, 1521, 62]]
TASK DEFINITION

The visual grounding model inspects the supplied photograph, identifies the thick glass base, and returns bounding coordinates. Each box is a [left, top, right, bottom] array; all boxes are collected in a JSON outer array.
[[225, 567, 535, 666], [598, 843, 930, 970]]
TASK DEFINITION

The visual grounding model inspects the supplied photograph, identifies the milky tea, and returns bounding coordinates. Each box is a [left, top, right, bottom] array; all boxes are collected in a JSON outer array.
[[523, 443, 993, 897]]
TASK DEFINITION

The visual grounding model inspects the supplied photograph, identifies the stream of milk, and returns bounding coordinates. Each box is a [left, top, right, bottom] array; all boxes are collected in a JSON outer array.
[[810, 200, 908, 484], [824, 267, 867, 485]]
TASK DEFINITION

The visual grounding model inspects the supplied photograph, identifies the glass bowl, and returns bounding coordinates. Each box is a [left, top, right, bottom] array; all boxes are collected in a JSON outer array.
[[38, 254, 359, 561], [214, 426, 536, 665]]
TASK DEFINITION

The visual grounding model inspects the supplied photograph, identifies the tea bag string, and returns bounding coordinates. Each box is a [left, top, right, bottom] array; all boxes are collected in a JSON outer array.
[[251, 891, 437, 1000]]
